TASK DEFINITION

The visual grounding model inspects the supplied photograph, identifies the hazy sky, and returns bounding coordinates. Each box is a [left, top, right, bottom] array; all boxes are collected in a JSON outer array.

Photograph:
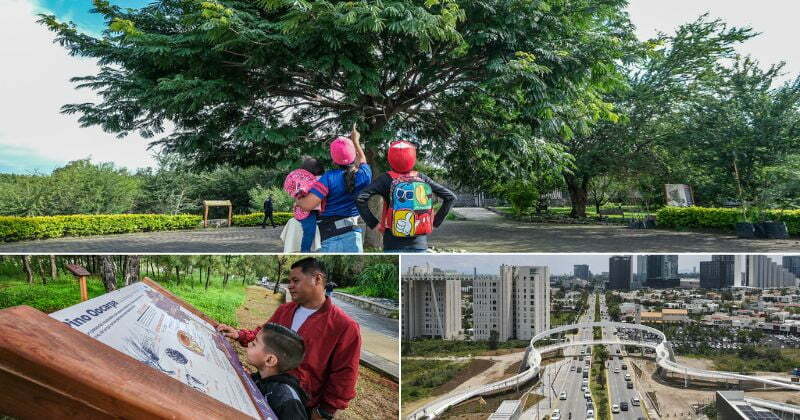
[[401, 254, 796, 276], [2, 1, 799, 173]]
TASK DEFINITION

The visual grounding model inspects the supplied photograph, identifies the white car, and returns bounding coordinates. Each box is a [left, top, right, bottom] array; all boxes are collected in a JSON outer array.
[[559, 392, 567, 400], [583, 378, 589, 385], [582, 385, 588, 392], [586, 409, 594, 417], [612, 404, 620, 413], [632, 397, 641, 406], [614, 367, 620, 373], [551, 409, 561, 419], [584, 391, 591, 399], [625, 374, 631, 381]]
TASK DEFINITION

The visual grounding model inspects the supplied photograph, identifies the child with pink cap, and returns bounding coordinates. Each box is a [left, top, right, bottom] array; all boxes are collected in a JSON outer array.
[[295, 125, 371, 253]]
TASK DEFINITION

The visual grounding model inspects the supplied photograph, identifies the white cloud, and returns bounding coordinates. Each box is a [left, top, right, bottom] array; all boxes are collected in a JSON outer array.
[[628, 0, 800, 82], [0, 0, 156, 173]]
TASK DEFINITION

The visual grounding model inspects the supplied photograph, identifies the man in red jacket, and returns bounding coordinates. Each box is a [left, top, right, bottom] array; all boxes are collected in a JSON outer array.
[[217, 257, 361, 420]]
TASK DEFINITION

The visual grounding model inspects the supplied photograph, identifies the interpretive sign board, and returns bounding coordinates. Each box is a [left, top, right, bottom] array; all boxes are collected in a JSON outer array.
[[664, 184, 695, 207], [47, 278, 274, 419]]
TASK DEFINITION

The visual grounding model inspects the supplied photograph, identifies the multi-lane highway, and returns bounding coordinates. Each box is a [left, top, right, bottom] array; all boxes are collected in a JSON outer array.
[[599, 294, 645, 420], [525, 293, 597, 420]]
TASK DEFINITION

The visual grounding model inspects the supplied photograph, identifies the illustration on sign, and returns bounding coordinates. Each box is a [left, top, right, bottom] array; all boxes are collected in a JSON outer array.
[[50, 281, 275, 419]]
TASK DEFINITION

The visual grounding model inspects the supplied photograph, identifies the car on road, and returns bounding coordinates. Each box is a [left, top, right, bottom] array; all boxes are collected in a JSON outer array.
[[571, 365, 576, 371], [582, 385, 588, 392], [614, 367, 620, 373], [620, 402, 628, 411], [583, 378, 589, 386], [551, 409, 561, 419], [627, 381, 634, 389], [621, 364, 627, 370], [587, 409, 594, 417], [631, 397, 640, 406], [624, 374, 631, 381], [577, 366, 582, 373], [559, 392, 567, 400], [612, 404, 620, 413], [584, 391, 591, 400]]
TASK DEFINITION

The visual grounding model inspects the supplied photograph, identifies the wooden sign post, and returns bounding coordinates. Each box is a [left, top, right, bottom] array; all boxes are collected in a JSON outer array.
[[65, 264, 90, 302], [0, 278, 275, 419], [203, 200, 233, 227]]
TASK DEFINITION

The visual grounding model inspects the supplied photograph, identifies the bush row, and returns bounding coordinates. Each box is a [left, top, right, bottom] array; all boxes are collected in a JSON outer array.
[[0, 212, 292, 242], [656, 207, 800, 236]]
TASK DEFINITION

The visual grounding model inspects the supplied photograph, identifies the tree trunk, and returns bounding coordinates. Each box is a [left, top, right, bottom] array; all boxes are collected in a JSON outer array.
[[272, 257, 285, 294], [36, 257, 47, 285], [50, 255, 58, 281], [223, 256, 230, 289], [205, 267, 211, 290], [21, 256, 34, 284], [124, 256, 140, 285], [565, 172, 589, 218], [100, 256, 117, 292], [175, 266, 181, 285]]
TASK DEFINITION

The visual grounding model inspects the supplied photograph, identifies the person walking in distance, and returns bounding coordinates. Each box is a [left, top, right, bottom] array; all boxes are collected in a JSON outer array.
[[263, 195, 276, 229]]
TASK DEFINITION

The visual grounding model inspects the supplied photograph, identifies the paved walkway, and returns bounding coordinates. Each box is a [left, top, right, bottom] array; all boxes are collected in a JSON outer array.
[[2, 208, 799, 252]]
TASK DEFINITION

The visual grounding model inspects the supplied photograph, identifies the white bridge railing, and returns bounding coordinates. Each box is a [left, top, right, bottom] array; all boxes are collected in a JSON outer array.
[[408, 321, 800, 419]]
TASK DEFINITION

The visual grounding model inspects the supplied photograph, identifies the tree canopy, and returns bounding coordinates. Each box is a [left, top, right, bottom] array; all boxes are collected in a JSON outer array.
[[41, 0, 634, 172]]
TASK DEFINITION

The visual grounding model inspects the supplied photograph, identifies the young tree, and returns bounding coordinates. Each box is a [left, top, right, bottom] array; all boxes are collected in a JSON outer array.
[[20, 256, 33, 284]]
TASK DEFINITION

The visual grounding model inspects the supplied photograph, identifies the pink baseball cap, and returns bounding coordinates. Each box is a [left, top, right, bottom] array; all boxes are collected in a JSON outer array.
[[330, 136, 356, 165]]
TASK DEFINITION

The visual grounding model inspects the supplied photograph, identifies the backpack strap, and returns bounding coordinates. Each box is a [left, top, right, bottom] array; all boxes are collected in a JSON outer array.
[[387, 170, 417, 179]]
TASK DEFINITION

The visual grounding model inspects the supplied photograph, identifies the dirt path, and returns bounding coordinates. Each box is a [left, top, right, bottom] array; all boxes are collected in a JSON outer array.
[[231, 286, 398, 419]]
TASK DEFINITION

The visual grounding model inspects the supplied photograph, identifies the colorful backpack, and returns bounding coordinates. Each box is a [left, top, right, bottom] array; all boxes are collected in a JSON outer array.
[[381, 171, 434, 237]]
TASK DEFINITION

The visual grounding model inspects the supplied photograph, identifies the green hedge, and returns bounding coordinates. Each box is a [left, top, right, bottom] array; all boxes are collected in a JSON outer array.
[[656, 207, 800, 236], [0, 212, 292, 242], [232, 212, 292, 226]]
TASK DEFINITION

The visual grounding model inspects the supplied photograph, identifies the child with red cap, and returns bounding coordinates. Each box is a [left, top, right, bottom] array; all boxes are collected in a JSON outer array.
[[356, 140, 456, 252]]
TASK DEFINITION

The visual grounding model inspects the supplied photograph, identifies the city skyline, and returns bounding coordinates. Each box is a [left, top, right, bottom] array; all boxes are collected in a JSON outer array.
[[403, 255, 798, 277]]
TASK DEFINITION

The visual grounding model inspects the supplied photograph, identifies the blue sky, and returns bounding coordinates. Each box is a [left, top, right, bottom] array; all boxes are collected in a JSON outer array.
[[2, 1, 800, 174]]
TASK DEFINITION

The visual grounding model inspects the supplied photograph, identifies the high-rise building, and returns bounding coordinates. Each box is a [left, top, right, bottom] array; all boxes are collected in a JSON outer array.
[[473, 268, 512, 341], [472, 264, 551, 342], [512, 266, 551, 340], [699, 255, 736, 289], [646, 255, 680, 288], [783, 256, 800, 278], [402, 272, 463, 340], [609, 256, 633, 290], [635, 255, 648, 289], [735, 255, 797, 289], [573, 264, 590, 280]]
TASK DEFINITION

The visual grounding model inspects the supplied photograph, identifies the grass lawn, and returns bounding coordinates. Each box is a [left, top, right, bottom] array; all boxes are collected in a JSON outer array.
[[401, 358, 470, 402], [683, 349, 800, 374], [402, 338, 530, 357], [0, 270, 247, 326]]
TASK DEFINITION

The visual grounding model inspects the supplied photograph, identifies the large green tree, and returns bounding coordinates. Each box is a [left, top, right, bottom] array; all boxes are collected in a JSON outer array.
[[548, 16, 755, 216], [41, 0, 633, 173]]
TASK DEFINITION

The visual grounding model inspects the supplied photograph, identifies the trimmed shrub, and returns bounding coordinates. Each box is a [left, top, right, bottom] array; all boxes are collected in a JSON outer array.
[[655, 207, 800, 236], [0, 212, 292, 242]]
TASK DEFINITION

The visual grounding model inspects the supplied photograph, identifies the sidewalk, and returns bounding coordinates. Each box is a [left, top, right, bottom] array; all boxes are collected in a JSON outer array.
[[260, 283, 399, 380]]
